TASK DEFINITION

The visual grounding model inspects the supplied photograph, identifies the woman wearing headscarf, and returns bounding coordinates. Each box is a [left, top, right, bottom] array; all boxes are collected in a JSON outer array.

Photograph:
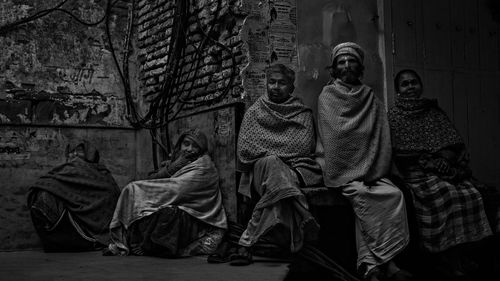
[[106, 128, 227, 257], [388, 69, 500, 277], [28, 141, 121, 252]]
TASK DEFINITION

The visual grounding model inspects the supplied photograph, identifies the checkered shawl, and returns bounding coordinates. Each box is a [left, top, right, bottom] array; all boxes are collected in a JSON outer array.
[[317, 79, 392, 187], [237, 94, 321, 186], [389, 98, 495, 252], [405, 175, 493, 252], [388, 98, 463, 154]]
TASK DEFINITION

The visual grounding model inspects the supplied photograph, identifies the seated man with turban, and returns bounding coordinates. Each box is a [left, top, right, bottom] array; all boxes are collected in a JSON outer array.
[[317, 42, 413, 281], [28, 141, 121, 252], [105, 129, 228, 257], [233, 63, 323, 265]]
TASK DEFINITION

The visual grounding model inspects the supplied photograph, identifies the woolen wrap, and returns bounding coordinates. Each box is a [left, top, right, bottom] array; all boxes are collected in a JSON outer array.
[[318, 79, 392, 187]]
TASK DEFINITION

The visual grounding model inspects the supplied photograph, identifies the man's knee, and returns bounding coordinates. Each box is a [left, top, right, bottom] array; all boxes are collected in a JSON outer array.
[[344, 180, 404, 199], [255, 155, 284, 167]]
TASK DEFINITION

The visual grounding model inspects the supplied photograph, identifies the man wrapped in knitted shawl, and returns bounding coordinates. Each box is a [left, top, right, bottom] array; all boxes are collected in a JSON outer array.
[[232, 64, 322, 266]]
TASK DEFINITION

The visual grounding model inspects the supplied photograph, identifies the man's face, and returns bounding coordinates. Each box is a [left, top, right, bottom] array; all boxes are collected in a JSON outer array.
[[397, 72, 422, 98], [334, 54, 361, 84], [267, 72, 293, 103]]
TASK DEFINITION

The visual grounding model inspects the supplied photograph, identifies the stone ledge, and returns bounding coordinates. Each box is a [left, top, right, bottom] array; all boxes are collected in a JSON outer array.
[[301, 187, 350, 207]]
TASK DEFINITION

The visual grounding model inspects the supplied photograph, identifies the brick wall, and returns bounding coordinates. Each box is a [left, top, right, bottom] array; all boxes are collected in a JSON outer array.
[[135, 0, 247, 118]]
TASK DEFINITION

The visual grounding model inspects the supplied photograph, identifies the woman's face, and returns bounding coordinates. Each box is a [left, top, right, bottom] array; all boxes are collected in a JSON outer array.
[[180, 137, 201, 155], [397, 72, 422, 98]]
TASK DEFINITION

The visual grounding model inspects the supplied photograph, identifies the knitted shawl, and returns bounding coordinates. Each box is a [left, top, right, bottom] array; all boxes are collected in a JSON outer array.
[[388, 97, 463, 154], [237, 94, 321, 185], [318, 79, 392, 187]]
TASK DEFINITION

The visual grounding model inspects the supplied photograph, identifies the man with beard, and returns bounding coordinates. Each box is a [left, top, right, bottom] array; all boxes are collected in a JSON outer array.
[[232, 64, 323, 266], [316, 42, 413, 281]]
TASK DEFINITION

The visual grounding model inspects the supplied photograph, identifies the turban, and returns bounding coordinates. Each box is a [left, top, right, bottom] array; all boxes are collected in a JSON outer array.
[[331, 42, 365, 64], [266, 63, 295, 83]]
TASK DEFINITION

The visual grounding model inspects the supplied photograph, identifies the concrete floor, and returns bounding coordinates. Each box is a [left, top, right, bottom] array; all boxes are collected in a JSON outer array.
[[0, 250, 289, 281]]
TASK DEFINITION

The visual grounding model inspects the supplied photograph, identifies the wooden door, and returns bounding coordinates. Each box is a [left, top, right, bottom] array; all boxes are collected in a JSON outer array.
[[390, 0, 500, 187]]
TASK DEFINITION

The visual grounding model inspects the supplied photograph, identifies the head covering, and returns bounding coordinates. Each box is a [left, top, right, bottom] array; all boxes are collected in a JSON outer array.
[[65, 140, 100, 163], [394, 69, 423, 96], [331, 42, 364, 64], [175, 128, 209, 156], [265, 63, 295, 83]]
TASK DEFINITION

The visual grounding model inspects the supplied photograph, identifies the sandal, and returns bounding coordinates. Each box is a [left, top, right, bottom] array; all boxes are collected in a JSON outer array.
[[384, 269, 413, 281], [207, 242, 234, 263], [229, 246, 253, 266], [207, 253, 231, 263]]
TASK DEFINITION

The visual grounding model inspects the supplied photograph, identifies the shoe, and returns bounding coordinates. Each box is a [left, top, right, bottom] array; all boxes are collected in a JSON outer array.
[[207, 242, 234, 263], [229, 247, 253, 266]]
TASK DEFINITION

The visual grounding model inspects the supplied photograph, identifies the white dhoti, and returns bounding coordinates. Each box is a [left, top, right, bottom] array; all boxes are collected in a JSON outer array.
[[342, 178, 409, 277]]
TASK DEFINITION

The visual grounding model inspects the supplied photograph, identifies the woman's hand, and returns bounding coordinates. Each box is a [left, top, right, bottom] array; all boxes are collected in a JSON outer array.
[[424, 157, 451, 174], [433, 158, 451, 174]]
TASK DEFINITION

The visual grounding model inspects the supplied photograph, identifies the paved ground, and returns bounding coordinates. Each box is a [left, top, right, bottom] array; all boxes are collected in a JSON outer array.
[[0, 250, 289, 281]]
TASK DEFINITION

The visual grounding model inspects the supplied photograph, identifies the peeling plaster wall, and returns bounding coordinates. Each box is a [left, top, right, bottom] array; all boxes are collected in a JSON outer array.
[[241, 0, 299, 103], [0, 0, 152, 250], [0, 0, 136, 126], [296, 0, 386, 115]]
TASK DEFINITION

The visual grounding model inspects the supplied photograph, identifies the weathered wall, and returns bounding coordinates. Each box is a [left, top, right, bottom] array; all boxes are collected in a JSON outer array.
[[134, 0, 295, 222], [0, 0, 152, 250], [0, 0, 134, 126], [296, 0, 385, 114], [242, 0, 299, 102], [389, 0, 500, 187], [136, 0, 246, 112]]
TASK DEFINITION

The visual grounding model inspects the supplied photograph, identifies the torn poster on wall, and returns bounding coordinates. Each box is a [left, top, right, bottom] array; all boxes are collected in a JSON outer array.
[[0, 0, 135, 127]]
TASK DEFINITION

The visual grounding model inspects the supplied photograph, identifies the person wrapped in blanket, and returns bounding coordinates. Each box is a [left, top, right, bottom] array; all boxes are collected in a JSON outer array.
[[388, 69, 500, 278], [28, 141, 121, 252], [232, 63, 323, 266], [105, 129, 227, 257], [317, 42, 412, 281]]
